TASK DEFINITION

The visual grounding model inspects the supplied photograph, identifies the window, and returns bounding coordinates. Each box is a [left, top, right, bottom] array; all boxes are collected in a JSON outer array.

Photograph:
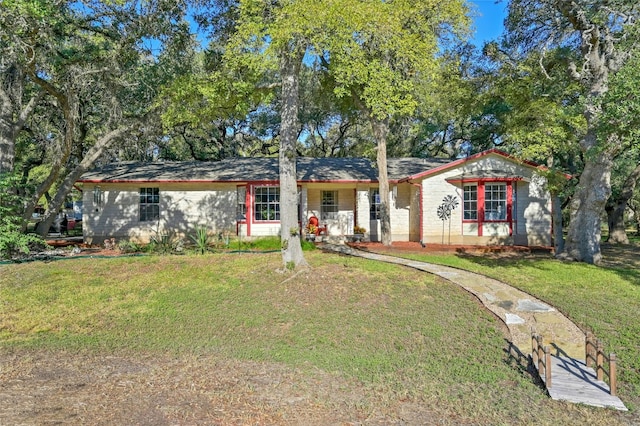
[[93, 186, 103, 207], [139, 188, 159, 222], [321, 191, 338, 220], [236, 186, 246, 220], [484, 183, 507, 221], [370, 189, 381, 220], [254, 186, 280, 221], [463, 185, 477, 220]]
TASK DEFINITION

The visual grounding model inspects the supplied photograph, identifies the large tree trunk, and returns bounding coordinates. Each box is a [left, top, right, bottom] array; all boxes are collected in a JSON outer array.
[[605, 162, 640, 244], [278, 46, 307, 270], [21, 69, 77, 231], [371, 117, 392, 246], [0, 68, 41, 175], [562, 133, 616, 264], [33, 126, 134, 237], [606, 204, 627, 245], [551, 2, 633, 264], [0, 87, 16, 175]]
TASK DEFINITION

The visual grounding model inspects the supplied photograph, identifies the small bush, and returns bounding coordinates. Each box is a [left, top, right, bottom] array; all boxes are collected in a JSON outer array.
[[118, 240, 142, 254], [0, 218, 48, 260], [149, 231, 184, 254], [189, 226, 212, 255]]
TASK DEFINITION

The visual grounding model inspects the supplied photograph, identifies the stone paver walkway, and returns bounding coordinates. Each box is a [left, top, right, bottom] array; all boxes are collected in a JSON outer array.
[[322, 244, 627, 411]]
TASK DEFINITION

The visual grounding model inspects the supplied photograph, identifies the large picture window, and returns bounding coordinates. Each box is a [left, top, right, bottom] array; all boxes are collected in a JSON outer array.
[[254, 186, 280, 221], [370, 189, 381, 220], [484, 183, 507, 221], [321, 190, 338, 220], [463, 185, 477, 220], [139, 188, 160, 222]]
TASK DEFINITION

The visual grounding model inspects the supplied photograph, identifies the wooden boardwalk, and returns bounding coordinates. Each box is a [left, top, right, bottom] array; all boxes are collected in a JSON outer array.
[[543, 355, 627, 411]]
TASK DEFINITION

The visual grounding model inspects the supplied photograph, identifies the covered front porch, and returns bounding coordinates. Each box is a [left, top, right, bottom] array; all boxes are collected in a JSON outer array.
[[301, 182, 420, 243]]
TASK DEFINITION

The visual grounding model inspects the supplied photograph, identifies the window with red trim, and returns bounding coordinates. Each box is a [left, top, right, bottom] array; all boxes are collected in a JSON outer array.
[[463, 185, 477, 220], [484, 183, 507, 221], [254, 186, 280, 221]]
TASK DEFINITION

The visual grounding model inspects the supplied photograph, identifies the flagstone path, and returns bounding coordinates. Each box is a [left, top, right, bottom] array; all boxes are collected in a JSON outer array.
[[322, 244, 627, 411]]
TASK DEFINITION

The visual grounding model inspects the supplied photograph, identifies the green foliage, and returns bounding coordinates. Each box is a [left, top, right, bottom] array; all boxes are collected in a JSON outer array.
[[0, 217, 47, 260], [117, 240, 142, 254], [311, 0, 470, 120], [483, 47, 586, 163], [149, 228, 184, 255], [598, 51, 640, 147], [0, 172, 47, 259], [0, 173, 24, 219], [189, 225, 212, 255]]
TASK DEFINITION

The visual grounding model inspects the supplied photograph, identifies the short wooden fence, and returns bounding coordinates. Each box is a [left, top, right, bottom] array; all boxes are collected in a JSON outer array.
[[531, 333, 552, 387], [531, 331, 618, 396], [585, 331, 618, 396]]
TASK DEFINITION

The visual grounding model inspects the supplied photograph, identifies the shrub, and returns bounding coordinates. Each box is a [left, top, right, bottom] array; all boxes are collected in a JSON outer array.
[[149, 229, 183, 254], [0, 218, 48, 260], [190, 226, 212, 254], [354, 225, 367, 234], [117, 240, 142, 254]]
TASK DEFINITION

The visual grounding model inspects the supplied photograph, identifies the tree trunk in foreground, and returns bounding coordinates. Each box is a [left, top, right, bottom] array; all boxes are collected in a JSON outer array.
[[606, 162, 640, 245], [278, 47, 307, 270], [33, 126, 134, 237], [0, 70, 41, 175], [562, 137, 615, 264], [371, 117, 392, 246]]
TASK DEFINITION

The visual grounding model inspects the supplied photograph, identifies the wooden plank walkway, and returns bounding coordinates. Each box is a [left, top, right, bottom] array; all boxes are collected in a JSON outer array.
[[543, 356, 627, 411]]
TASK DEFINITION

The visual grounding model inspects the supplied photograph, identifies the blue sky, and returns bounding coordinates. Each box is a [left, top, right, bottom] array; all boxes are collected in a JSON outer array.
[[469, 0, 508, 46]]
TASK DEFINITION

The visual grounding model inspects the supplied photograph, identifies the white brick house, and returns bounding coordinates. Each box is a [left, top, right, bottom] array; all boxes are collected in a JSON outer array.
[[78, 149, 561, 247]]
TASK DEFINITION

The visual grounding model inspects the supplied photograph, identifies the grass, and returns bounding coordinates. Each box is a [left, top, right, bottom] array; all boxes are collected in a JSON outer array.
[[397, 252, 640, 404], [0, 251, 637, 425]]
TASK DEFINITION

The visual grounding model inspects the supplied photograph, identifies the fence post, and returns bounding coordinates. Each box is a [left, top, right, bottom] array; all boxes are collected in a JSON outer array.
[[597, 340, 604, 381], [585, 331, 593, 367], [544, 345, 552, 388], [610, 354, 617, 396], [537, 335, 544, 376]]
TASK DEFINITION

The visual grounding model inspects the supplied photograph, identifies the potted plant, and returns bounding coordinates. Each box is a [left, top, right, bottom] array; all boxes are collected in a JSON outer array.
[[353, 225, 366, 242], [306, 223, 318, 241]]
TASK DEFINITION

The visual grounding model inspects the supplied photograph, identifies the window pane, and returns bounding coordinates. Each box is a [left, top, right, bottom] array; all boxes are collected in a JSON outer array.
[[321, 191, 338, 221], [254, 186, 280, 221], [463, 185, 477, 220], [370, 189, 381, 220], [139, 188, 160, 222], [484, 184, 506, 220]]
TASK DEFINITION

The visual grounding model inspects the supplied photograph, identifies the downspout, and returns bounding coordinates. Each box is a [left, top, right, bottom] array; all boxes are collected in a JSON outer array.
[[410, 181, 423, 244]]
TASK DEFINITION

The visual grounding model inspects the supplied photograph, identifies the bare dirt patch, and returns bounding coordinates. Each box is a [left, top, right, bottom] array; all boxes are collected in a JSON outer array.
[[0, 350, 446, 425]]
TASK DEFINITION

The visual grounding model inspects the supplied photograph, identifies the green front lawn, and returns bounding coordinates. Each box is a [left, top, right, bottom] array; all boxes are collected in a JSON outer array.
[[1, 250, 637, 424]]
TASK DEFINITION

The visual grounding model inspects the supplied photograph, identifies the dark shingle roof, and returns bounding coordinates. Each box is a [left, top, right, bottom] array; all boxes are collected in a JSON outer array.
[[79, 157, 454, 183]]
